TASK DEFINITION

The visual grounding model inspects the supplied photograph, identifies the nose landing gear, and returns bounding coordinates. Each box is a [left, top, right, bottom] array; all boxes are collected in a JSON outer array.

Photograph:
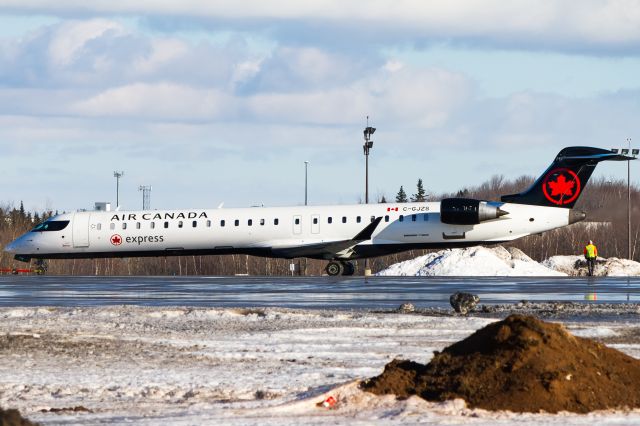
[[325, 261, 355, 276]]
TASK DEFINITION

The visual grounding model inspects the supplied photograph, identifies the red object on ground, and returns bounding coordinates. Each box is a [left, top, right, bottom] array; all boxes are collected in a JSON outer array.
[[322, 396, 337, 408], [0, 268, 34, 274]]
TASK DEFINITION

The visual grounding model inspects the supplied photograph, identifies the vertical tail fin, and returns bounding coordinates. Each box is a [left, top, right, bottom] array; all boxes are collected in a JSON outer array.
[[501, 146, 633, 208]]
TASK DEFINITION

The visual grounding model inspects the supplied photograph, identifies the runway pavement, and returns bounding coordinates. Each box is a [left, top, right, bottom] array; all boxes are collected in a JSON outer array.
[[0, 275, 638, 309]]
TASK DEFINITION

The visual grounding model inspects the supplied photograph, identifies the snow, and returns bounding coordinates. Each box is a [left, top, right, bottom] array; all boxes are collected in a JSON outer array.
[[2, 306, 640, 425], [377, 246, 566, 276], [543, 256, 640, 277], [376, 246, 640, 277]]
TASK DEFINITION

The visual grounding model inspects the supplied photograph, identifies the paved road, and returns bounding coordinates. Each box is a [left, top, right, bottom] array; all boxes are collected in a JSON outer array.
[[1, 275, 639, 309]]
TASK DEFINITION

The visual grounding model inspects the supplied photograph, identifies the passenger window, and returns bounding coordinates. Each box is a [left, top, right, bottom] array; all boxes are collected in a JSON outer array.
[[164, 221, 169, 229], [274, 218, 279, 225], [97, 223, 102, 230], [178, 221, 183, 228], [399, 215, 404, 222], [234, 219, 239, 226], [313, 217, 318, 224], [110, 223, 115, 230], [122, 223, 127, 230], [385, 215, 389, 222], [412, 214, 417, 222], [192, 221, 197, 228], [295, 218, 300, 225], [356, 216, 361, 223], [248, 219, 253, 226], [342, 217, 347, 223], [206, 220, 211, 227], [136, 222, 141, 229], [371, 216, 375, 223], [150, 222, 155, 229], [260, 219, 265, 226], [328, 217, 332, 224], [221, 220, 225, 227]]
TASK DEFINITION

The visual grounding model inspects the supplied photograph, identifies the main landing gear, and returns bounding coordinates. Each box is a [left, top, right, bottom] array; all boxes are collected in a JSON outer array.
[[325, 261, 355, 276]]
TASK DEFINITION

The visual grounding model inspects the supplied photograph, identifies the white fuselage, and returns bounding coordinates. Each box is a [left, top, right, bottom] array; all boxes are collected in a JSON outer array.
[[5, 201, 573, 261]]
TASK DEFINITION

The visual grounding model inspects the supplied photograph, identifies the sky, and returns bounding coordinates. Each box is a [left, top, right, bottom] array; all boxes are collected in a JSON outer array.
[[0, 0, 639, 213]]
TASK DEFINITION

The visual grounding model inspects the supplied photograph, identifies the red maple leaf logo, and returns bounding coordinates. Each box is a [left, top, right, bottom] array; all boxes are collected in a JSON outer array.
[[548, 175, 574, 197], [541, 168, 581, 205], [110, 234, 122, 246]]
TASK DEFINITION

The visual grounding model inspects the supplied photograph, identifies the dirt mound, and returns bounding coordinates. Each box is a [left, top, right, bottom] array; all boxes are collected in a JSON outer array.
[[0, 407, 38, 426], [361, 315, 640, 413]]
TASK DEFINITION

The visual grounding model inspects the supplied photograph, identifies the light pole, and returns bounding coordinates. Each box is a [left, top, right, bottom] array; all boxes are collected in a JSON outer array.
[[114, 171, 124, 207], [363, 118, 376, 204], [628, 138, 632, 261], [611, 143, 639, 260], [304, 161, 309, 206], [363, 118, 376, 277]]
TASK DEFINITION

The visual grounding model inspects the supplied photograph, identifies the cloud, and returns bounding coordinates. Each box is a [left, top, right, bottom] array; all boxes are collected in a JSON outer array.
[[71, 83, 236, 121], [0, 18, 473, 126], [0, 19, 252, 89], [47, 18, 125, 67], [3, 1, 640, 55]]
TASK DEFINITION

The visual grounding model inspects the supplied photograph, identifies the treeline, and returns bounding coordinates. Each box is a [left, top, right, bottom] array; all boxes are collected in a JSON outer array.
[[0, 176, 638, 276], [443, 175, 639, 261]]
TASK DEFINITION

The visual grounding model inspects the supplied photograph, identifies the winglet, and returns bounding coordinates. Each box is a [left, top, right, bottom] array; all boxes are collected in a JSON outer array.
[[352, 216, 383, 241]]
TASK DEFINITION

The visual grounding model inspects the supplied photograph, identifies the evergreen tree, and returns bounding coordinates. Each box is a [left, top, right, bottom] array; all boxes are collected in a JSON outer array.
[[456, 188, 470, 198], [411, 179, 427, 202], [379, 195, 387, 203], [19, 201, 25, 218], [395, 186, 408, 202]]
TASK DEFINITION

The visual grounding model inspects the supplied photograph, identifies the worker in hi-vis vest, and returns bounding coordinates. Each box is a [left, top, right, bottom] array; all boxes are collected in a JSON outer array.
[[583, 240, 598, 277]]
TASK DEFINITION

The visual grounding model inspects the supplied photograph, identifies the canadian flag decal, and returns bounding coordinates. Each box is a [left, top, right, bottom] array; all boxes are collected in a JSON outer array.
[[387, 207, 399, 212]]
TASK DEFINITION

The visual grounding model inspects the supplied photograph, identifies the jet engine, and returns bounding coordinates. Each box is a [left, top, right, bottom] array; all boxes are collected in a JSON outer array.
[[440, 198, 508, 225]]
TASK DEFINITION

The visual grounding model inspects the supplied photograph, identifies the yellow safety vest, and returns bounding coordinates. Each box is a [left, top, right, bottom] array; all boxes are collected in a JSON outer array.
[[585, 244, 597, 258]]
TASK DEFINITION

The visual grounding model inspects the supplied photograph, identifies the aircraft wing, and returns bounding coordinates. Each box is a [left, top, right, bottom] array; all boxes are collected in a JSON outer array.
[[271, 216, 382, 259]]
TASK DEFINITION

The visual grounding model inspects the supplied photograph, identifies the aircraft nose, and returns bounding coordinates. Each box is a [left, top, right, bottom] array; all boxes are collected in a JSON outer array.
[[3, 240, 17, 254]]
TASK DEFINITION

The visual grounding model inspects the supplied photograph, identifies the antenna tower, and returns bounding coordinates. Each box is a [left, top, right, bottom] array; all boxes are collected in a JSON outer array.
[[139, 185, 152, 210]]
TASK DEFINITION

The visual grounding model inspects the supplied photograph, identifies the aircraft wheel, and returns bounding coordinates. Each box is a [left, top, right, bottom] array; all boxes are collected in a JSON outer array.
[[326, 261, 344, 276], [341, 262, 355, 276]]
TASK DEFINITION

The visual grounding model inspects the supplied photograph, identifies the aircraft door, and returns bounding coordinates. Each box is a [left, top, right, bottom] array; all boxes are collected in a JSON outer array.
[[311, 214, 320, 234], [293, 215, 302, 235], [72, 212, 90, 247]]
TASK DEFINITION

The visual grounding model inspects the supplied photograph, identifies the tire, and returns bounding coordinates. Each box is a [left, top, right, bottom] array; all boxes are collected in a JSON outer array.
[[342, 262, 355, 276], [326, 262, 344, 276]]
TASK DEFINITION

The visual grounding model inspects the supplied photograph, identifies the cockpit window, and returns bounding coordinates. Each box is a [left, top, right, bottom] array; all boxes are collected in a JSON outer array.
[[31, 220, 70, 232]]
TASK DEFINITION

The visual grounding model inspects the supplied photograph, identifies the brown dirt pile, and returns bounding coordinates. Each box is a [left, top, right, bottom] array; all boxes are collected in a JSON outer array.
[[361, 314, 640, 413], [0, 407, 38, 426]]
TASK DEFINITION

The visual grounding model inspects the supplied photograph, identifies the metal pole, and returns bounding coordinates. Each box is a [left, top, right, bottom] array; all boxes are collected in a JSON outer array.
[[362, 119, 375, 277], [364, 146, 368, 277], [304, 161, 309, 206], [628, 138, 632, 260], [365, 153, 369, 204], [114, 171, 124, 207]]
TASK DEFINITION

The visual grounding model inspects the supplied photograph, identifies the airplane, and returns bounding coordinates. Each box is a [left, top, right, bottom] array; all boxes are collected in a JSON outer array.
[[4, 146, 635, 276]]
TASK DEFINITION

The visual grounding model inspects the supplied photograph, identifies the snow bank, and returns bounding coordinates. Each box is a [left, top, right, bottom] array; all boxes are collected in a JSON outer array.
[[377, 246, 566, 277], [543, 256, 640, 277], [376, 245, 640, 277]]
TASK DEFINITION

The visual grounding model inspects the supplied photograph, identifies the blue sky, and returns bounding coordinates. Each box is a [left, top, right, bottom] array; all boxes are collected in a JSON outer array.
[[0, 1, 639, 213]]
